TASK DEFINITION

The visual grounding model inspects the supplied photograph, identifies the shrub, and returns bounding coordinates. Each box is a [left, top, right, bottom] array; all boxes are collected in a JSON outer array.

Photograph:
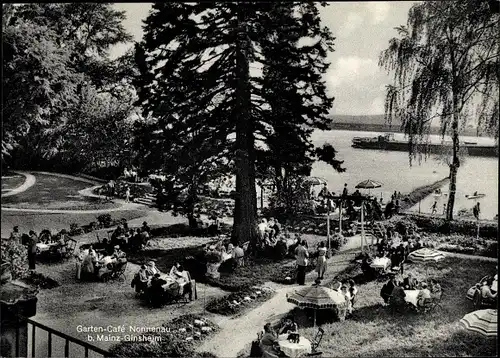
[[0, 240, 29, 280], [109, 314, 218, 358], [23, 272, 59, 289], [97, 213, 113, 228], [480, 241, 498, 258], [218, 258, 237, 274], [69, 223, 83, 236]]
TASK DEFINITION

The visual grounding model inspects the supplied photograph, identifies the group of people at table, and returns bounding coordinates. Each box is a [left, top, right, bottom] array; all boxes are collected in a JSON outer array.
[[131, 261, 194, 306], [107, 221, 151, 252], [78, 244, 127, 281], [380, 273, 442, 310], [9, 226, 70, 270], [258, 317, 309, 358], [361, 227, 426, 277]]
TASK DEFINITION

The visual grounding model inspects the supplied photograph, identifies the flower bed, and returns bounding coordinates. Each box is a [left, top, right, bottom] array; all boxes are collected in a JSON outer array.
[[206, 286, 275, 316], [22, 272, 60, 289], [399, 214, 497, 238], [109, 314, 218, 358], [423, 233, 497, 258]]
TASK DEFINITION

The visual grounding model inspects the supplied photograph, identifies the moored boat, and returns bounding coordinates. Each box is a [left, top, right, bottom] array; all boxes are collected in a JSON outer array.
[[351, 133, 498, 157]]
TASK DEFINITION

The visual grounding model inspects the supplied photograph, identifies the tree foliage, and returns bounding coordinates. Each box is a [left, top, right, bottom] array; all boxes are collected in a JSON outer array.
[[2, 4, 136, 172], [134, 2, 340, 244], [380, 0, 499, 220]]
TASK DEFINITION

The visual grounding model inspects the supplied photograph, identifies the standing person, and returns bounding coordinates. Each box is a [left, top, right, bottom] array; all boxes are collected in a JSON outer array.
[[9, 226, 21, 245], [442, 203, 447, 216], [27, 230, 38, 271], [315, 241, 328, 280], [295, 240, 309, 285], [431, 201, 438, 215], [342, 183, 348, 197], [107, 179, 115, 199], [125, 186, 131, 203], [473, 202, 481, 220]]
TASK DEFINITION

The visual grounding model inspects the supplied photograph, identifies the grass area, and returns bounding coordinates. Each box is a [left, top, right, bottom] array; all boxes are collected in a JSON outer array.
[[283, 257, 497, 357], [1, 172, 121, 210], [1, 174, 26, 191], [1, 210, 147, 238]]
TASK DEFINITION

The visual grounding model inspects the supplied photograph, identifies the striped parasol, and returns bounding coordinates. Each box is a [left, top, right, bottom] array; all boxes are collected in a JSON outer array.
[[287, 284, 346, 327], [407, 248, 446, 278], [407, 248, 446, 263], [305, 176, 328, 186], [460, 309, 497, 337]]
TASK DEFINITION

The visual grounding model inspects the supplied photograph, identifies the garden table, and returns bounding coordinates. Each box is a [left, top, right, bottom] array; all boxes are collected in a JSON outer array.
[[404, 290, 419, 307], [36, 242, 58, 253], [370, 257, 390, 270], [278, 334, 312, 358]]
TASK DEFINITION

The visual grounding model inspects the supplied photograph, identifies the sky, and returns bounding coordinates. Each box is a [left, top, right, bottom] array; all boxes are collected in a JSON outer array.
[[111, 1, 417, 116]]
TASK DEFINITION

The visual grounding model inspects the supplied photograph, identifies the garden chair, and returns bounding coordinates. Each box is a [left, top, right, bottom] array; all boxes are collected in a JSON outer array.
[[108, 261, 128, 282], [306, 327, 324, 356], [424, 291, 444, 313]]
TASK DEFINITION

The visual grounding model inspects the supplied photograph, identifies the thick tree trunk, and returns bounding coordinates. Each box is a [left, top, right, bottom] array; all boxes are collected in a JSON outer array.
[[231, 13, 257, 247]]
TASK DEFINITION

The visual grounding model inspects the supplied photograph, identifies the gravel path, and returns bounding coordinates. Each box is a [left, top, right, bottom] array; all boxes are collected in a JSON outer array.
[[1, 172, 36, 197], [195, 250, 357, 357]]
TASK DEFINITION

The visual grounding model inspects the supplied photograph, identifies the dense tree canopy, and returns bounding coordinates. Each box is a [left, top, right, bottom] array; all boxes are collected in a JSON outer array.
[[380, 0, 499, 220], [2, 3, 136, 172], [134, 2, 342, 244]]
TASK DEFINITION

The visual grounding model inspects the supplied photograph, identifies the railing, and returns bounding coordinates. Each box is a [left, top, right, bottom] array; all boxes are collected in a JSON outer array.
[[21, 317, 109, 358]]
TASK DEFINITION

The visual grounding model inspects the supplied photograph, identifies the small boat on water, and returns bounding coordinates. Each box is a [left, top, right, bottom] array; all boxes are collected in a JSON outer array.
[[466, 193, 486, 199]]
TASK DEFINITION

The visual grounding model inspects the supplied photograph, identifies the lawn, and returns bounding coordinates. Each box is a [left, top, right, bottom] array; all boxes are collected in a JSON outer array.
[[1, 174, 26, 191], [1, 210, 147, 238], [1, 172, 121, 210], [128, 230, 328, 292], [284, 257, 497, 357]]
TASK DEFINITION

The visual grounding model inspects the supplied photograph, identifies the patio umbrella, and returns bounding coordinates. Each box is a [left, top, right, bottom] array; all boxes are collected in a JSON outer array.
[[355, 180, 383, 253], [460, 309, 497, 337], [407, 248, 446, 278], [305, 177, 328, 186], [287, 284, 346, 327]]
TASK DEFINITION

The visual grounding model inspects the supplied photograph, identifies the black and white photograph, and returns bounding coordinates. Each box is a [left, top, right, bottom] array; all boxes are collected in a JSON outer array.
[[1, 1, 498, 357]]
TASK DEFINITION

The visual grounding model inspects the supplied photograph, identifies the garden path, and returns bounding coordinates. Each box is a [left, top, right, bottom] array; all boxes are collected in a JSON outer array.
[[195, 249, 358, 358]]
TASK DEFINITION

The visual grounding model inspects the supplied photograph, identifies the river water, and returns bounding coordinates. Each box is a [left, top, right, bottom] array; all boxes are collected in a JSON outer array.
[[310, 130, 498, 219]]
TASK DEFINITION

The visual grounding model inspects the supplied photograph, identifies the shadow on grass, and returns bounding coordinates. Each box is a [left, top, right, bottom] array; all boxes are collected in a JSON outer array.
[[364, 329, 497, 357]]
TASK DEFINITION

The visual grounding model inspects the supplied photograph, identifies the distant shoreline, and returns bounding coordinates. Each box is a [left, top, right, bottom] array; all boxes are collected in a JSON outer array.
[[328, 123, 483, 137]]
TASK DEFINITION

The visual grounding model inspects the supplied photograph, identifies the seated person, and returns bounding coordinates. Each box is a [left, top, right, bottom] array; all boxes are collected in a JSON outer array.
[[259, 323, 279, 355], [132, 265, 149, 295], [112, 245, 127, 260], [481, 278, 497, 302], [390, 280, 407, 308], [349, 279, 358, 306], [56, 234, 67, 255], [111, 225, 124, 242], [278, 316, 298, 335], [81, 249, 97, 280], [341, 285, 353, 316], [149, 273, 168, 306], [129, 229, 143, 251], [140, 230, 150, 247], [491, 267, 497, 293], [169, 263, 182, 278], [429, 279, 442, 298], [142, 221, 151, 235], [403, 273, 418, 290], [96, 255, 115, 279], [146, 261, 160, 277], [226, 243, 235, 258], [417, 282, 432, 307], [380, 275, 396, 304]]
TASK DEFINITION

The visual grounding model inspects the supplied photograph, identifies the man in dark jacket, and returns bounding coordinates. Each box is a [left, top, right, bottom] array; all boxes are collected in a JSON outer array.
[[381, 275, 396, 304], [403, 273, 418, 290]]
